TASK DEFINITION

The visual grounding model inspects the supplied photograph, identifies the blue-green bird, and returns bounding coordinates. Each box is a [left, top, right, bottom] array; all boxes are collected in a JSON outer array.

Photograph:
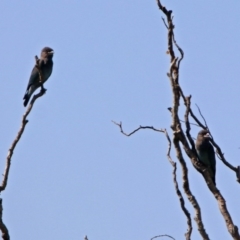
[[195, 129, 216, 185], [23, 47, 54, 107]]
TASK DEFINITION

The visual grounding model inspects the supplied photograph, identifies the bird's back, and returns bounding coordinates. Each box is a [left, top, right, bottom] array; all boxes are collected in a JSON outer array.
[[26, 58, 53, 90], [196, 141, 216, 184]]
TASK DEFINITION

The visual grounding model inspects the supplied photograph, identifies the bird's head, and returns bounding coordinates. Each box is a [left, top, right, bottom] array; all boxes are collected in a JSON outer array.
[[197, 129, 211, 140], [41, 47, 54, 59]]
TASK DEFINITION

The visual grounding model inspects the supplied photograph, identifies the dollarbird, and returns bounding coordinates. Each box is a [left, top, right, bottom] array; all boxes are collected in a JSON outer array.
[[195, 129, 216, 185], [23, 47, 54, 107]]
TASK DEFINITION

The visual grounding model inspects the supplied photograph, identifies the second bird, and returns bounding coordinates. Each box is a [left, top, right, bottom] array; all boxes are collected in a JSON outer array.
[[195, 129, 216, 185], [23, 47, 54, 107]]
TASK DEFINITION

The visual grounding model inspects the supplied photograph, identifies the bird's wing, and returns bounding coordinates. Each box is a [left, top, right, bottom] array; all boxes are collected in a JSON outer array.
[[208, 144, 216, 176], [197, 149, 209, 166], [26, 59, 44, 90], [198, 145, 216, 177]]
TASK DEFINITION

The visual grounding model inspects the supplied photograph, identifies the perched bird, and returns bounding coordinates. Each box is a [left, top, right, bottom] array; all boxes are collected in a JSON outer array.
[[23, 47, 54, 107], [195, 129, 216, 185]]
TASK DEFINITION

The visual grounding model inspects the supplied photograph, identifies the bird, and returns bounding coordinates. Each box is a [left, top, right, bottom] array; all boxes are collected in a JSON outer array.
[[195, 129, 216, 185], [23, 47, 54, 107]]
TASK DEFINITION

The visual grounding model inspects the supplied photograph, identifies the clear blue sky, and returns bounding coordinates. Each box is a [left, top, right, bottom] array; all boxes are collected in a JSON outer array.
[[0, 1, 240, 239]]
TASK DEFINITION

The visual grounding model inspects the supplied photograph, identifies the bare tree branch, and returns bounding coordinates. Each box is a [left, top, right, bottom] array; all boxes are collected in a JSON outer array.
[[0, 56, 46, 193], [195, 104, 240, 180], [189, 109, 206, 129], [184, 96, 211, 239], [112, 1, 240, 239], [0, 55, 47, 240], [113, 122, 193, 238], [157, 0, 240, 239], [150, 234, 175, 240], [0, 200, 9, 240], [195, 104, 208, 129], [163, 130, 192, 239], [157, 1, 210, 239], [168, 107, 201, 127], [112, 121, 165, 135], [0, 88, 46, 192]]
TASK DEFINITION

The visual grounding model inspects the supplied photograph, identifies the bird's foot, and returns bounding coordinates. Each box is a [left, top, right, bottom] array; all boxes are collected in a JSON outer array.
[[40, 85, 47, 94]]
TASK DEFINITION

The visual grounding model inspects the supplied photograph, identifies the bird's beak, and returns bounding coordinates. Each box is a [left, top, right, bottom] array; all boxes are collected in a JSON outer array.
[[48, 51, 54, 55], [204, 133, 211, 138]]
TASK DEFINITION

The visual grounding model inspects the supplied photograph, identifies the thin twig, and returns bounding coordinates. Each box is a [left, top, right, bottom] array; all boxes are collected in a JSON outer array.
[[195, 104, 208, 129], [161, 17, 169, 29], [112, 121, 165, 135], [195, 105, 239, 180], [168, 107, 201, 127], [189, 109, 206, 129], [151, 234, 175, 240], [172, 32, 184, 70]]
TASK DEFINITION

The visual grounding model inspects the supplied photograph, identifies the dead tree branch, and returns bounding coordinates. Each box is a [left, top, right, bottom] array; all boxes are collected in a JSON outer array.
[[150, 234, 175, 240], [0, 55, 47, 240], [157, 0, 240, 239], [157, 1, 210, 239], [0, 56, 46, 192], [0, 89, 45, 192], [0, 200, 9, 240], [112, 121, 165, 135], [195, 105, 239, 181], [164, 130, 192, 239], [113, 122, 193, 238]]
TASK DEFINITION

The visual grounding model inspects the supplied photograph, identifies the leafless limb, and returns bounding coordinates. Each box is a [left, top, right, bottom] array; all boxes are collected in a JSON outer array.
[[168, 108, 201, 127], [195, 105, 240, 181], [172, 31, 184, 71], [0, 88, 45, 192], [161, 18, 169, 30], [157, 1, 210, 239], [150, 234, 175, 240], [195, 104, 208, 128], [163, 130, 192, 239], [0, 55, 46, 240], [112, 121, 165, 135], [157, 0, 240, 239], [184, 96, 212, 239], [189, 109, 206, 129], [113, 121, 193, 238], [0, 200, 9, 240], [0, 56, 46, 192]]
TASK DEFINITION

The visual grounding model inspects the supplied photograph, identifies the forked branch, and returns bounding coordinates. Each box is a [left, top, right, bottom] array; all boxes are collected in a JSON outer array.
[[157, 0, 240, 239], [113, 122, 193, 238]]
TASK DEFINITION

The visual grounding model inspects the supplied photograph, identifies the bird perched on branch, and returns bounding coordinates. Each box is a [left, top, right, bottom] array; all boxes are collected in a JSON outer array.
[[195, 129, 216, 185], [23, 47, 54, 107]]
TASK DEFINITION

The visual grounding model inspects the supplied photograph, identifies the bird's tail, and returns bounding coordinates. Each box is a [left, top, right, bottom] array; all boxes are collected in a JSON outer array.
[[212, 176, 216, 186], [23, 93, 30, 107]]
